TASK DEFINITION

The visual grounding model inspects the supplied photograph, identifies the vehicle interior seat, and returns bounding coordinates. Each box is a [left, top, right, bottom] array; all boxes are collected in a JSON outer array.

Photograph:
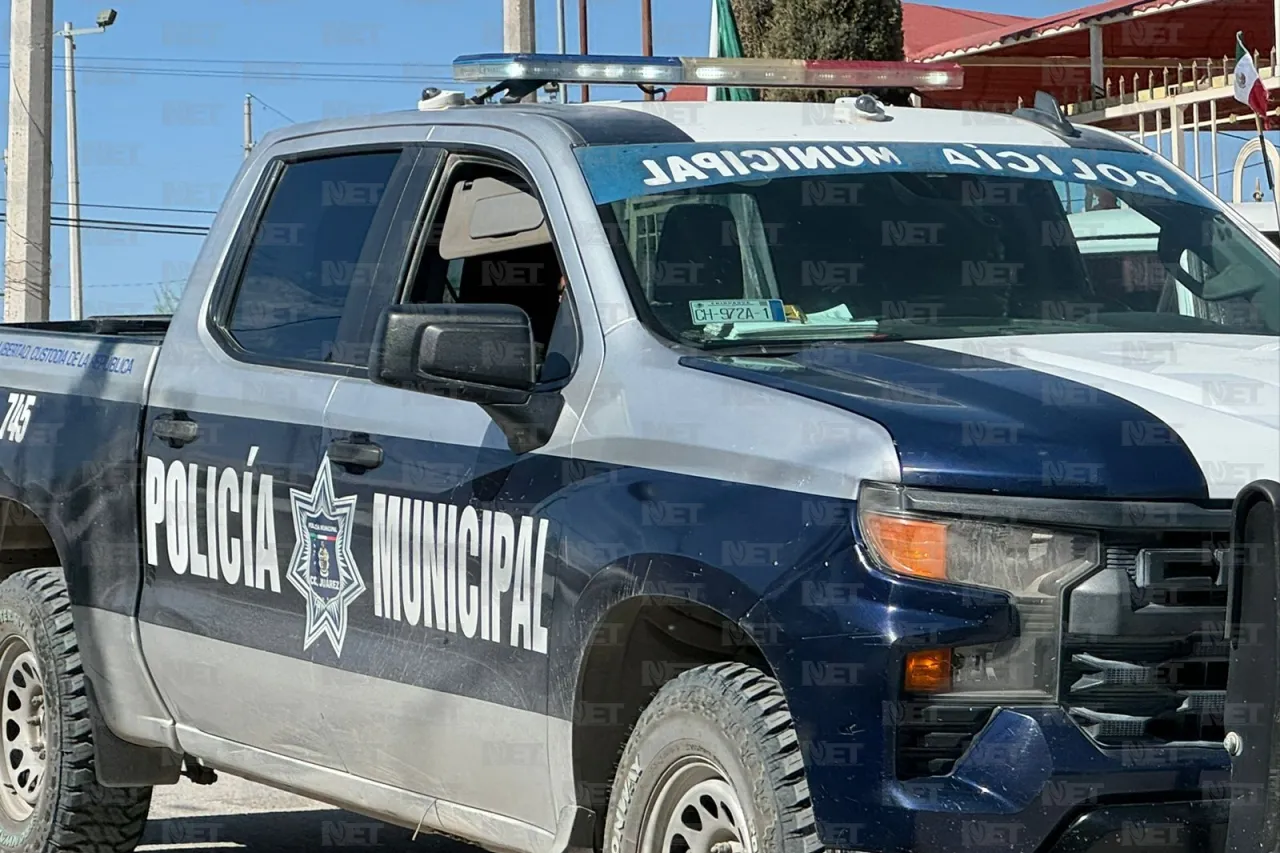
[[456, 243, 563, 348], [650, 204, 745, 331]]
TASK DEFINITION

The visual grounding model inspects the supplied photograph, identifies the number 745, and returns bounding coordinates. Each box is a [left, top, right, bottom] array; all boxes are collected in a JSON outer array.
[[0, 393, 36, 444]]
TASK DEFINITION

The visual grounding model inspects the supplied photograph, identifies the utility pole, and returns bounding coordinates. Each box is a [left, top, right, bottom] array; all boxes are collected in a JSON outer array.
[[503, 0, 537, 102], [555, 0, 568, 102], [557, 0, 567, 54], [4, 0, 55, 322], [62, 24, 80, 321], [243, 94, 254, 159], [641, 0, 653, 100], [579, 0, 590, 102], [59, 11, 117, 322]]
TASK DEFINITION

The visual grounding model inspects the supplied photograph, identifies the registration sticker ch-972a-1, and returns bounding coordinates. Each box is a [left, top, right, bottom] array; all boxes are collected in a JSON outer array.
[[689, 299, 787, 326]]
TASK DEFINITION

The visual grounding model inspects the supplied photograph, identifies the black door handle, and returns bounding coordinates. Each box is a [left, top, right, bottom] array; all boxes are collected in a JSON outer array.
[[328, 434, 383, 472], [152, 413, 199, 448]]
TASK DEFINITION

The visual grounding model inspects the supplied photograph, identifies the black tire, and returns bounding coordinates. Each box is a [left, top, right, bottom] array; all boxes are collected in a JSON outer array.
[[605, 662, 821, 853], [0, 568, 151, 853]]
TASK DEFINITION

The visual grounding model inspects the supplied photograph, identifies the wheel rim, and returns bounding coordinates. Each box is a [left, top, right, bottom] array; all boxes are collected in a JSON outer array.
[[638, 757, 748, 853], [0, 637, 47, 822]]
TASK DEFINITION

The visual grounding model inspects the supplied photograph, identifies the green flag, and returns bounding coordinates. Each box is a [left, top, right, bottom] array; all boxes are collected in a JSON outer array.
[[711, 0, 755, 101]]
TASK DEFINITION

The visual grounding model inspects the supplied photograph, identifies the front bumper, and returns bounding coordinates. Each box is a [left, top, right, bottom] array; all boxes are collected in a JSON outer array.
[[749, 625, 1231, 853], [878, 705, 1229, 853], [1048, 800, 1228, 853], [782, 687, 1229, 853], [745, 500, 1233, 853]]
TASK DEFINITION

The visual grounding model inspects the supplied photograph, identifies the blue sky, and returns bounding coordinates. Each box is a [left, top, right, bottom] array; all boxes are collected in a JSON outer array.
[[0, 0, 1267, 317]]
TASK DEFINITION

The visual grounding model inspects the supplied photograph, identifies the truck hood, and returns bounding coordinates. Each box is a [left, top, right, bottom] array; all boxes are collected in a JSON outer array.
[[681, 333, 1280, 501]]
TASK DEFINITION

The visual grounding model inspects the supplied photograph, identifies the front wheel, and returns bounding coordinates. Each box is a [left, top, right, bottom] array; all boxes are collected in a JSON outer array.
[[605, 662, 821, 853], [0, 568, 151, 853]]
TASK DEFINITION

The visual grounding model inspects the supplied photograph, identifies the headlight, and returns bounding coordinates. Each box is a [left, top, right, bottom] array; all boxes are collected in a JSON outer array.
[[857, 482, 1099, 701]]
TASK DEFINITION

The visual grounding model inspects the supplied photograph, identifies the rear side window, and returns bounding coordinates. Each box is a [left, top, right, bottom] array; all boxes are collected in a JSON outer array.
[[225, 151, 402, 365]]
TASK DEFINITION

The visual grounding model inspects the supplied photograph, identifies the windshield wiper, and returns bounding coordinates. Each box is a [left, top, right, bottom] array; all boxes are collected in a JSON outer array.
[[689, 341, 808, 356], [693, 332, 914, 355]]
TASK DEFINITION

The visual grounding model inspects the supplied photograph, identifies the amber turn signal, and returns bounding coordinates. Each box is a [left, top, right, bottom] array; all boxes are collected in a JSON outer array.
[[860, 513, 948, 580], [904, 649, 952, 693]]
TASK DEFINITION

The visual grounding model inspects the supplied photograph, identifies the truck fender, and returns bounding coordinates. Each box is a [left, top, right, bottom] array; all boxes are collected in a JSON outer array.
[[547, 551, 766, 721], [0, 489, 182, 788]]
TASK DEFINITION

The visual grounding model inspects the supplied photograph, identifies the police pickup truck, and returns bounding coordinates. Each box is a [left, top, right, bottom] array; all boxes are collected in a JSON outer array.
[[0, 53, 1275, 853]]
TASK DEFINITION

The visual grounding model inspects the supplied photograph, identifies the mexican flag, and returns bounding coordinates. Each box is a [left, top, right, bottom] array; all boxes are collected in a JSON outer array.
[[1234, 32, 1270, 116], [708, 0, 755, 101]]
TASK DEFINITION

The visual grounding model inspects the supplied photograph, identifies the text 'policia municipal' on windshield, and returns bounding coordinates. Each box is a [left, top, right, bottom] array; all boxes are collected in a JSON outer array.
[[574, 141, 1200, 206]]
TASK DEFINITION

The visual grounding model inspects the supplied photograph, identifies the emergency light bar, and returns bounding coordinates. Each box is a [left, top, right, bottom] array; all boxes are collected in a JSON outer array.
[[452, 53, 965, 91]]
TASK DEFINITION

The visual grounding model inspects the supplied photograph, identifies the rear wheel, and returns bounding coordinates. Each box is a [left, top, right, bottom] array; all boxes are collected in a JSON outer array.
[[605, 662, 821, 853], [0, 634, 50, 823], [0, 568, 151, 852]]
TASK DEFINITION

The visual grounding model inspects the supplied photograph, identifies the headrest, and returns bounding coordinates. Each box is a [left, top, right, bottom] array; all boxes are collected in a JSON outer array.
[[652, 204, 744, 304]]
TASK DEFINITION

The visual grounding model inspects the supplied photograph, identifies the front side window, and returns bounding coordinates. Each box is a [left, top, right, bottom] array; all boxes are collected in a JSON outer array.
[[577, 141, 1280, 347], [225, 150, 403, 364], [400, 161, 576, 383]]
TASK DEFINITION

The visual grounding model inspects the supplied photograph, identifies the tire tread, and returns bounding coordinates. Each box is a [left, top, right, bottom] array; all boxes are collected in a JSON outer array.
[[0, 568, 151, 853], [609, 661, 823, 853]]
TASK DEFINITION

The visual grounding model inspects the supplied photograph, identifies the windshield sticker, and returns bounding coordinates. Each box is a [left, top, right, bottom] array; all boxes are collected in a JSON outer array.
[[575, 141, 1205, 207], [689, 298, 786, 325]]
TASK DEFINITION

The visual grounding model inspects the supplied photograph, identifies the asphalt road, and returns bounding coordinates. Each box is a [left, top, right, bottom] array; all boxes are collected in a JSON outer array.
[[142, 775, 483, 853]]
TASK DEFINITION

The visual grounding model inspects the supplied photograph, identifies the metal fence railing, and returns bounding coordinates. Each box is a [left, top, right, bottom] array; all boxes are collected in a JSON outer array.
[[1051, 48, 1280, 202]]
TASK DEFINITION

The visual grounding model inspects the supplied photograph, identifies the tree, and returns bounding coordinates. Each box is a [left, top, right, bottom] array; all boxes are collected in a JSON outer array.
[[153, 280, 182, 314], [730, 0, 906, 104], [728, 0, 775, 65]]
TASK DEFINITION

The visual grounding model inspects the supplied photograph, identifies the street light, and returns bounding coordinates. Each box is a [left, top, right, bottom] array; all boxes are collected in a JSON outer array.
[[59, 9, 118, 322]]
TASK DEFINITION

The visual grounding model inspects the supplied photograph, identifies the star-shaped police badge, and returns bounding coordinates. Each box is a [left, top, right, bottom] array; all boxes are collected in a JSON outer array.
[[286, 455, 365, 657]]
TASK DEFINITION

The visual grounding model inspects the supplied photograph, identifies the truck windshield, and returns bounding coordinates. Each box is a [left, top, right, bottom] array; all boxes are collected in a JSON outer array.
[[576, 141, 1280, 346]]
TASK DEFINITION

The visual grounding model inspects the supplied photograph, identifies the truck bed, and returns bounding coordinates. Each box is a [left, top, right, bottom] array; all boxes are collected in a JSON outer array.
[[0, 319, 162, 616], [1, 314, 171, 342]]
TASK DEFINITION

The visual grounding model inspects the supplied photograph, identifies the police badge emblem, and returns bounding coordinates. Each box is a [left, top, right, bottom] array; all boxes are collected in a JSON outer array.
[[286, 455, 365, 656]]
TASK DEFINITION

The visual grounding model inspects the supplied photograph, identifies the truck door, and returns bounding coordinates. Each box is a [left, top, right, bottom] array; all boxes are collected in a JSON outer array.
[[138, 140, 429, 769], [316, 136, 601, 833]]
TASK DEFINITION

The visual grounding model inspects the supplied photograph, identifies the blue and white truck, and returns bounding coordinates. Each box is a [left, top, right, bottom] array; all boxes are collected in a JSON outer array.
[[0, 53, 1274, 853]]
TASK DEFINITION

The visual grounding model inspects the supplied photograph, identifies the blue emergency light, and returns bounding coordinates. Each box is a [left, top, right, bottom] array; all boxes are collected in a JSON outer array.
[[452, 53, 965, 91]]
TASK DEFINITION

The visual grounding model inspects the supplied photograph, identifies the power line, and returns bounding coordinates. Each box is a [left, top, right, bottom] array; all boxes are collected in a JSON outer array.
[[248, 93, 295, 125], [52, 222, 206, 236], [25, 62, 459, 86], [0, 53, 453, 69], [0, 213, 208, 237], [59, 200, 216, 216], [0, 278, 188, 297], [0, 203, 211, 233], [51, 277, 189, 290], [50, 213, 207, 231], [0, 198, 217, 216]]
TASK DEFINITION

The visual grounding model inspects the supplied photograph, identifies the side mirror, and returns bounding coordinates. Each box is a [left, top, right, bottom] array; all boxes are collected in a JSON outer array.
[[368, 304, 536, 405]]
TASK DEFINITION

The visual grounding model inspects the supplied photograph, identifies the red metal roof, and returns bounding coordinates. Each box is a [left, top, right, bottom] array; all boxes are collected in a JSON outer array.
[[902, 2, 1032, 60], [663, 86, 706, 101], [916, 0, 1272, 61], [917, 0, 1276, 113]]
